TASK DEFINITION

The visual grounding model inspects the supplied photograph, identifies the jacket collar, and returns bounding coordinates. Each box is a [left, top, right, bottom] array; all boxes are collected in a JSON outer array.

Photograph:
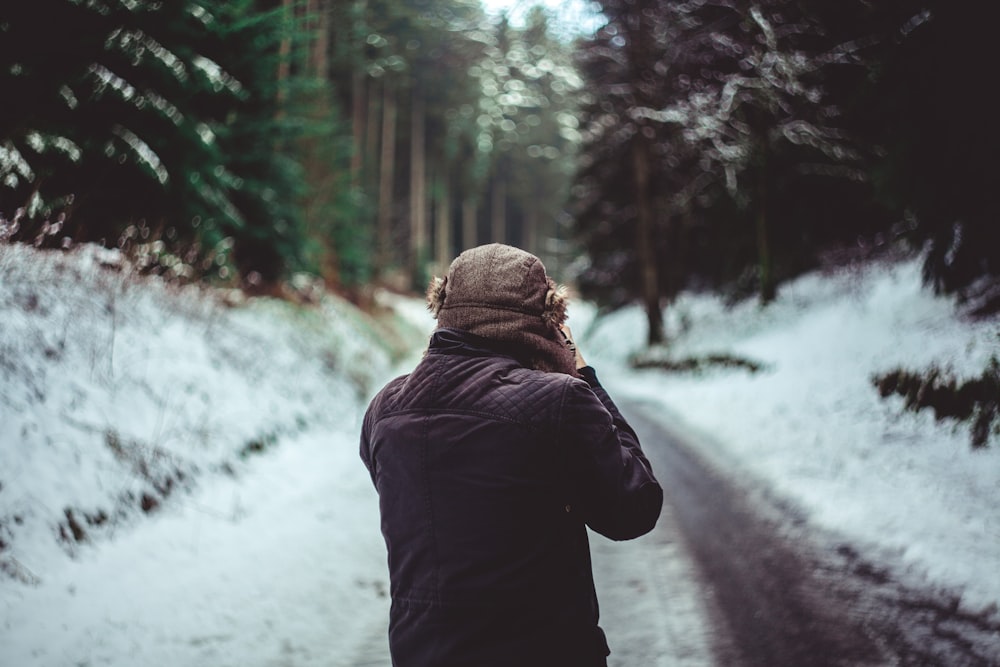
[[428, 327, 525, 363]]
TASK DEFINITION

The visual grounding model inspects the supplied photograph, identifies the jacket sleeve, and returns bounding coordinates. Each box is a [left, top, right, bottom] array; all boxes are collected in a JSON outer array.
[[359, 374, 406, 487], [559, 366, 663, 541], [359, 392, 381, 487]]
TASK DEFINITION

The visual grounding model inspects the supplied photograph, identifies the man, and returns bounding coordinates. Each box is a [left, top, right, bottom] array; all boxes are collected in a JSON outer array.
[[360, 244, 662, 667]]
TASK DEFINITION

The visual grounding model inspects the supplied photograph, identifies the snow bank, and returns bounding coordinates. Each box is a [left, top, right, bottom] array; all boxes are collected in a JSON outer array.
[[0, 243, 415, 665], [585, 257, 1000, 613], [3, 242, 996, 664]]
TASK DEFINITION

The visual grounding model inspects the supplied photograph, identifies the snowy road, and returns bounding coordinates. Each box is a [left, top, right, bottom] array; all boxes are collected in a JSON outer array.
[[621, 399, 1000, 667], [5, 249, 999, 666], [344, 397, 1000, 667], [590, 472, 716, 667]]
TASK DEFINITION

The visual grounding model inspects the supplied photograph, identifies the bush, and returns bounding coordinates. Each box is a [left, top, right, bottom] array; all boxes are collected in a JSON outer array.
[[630, 349, 765, 374], [873, 358, 1000, 449]]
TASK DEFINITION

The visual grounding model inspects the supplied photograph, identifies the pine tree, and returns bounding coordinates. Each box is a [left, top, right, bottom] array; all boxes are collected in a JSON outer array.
[[0, 0, 311, 285]]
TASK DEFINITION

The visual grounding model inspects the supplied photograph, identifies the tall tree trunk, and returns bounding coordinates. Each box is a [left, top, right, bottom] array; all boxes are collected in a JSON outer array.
[[350, 71, 366, 186], [756, 152, 775, 304], [308, 0, 329, 79], [523, 179, 540, 257], [276, 0, 294, 111], [462, 197, 477, 250], [491, 173, 506, 245], [524, 207, 539, 258], [633, 135, 665, 345], [409, 89, 427, 284], [377, 77, 397, 277], [623, 6, 664, 344], [435, 171, 452, 271], [366, 79, 380, 191], [349, 0, 369, 187]]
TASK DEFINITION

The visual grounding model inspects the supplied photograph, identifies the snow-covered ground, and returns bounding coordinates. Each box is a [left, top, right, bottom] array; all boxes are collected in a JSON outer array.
[[584, 256, 1000, 616], [0, 243, 415, 666], [1, 243, 997, 666]]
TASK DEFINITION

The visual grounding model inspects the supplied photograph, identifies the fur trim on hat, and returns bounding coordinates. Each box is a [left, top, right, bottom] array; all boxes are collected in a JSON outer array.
[[542, 279, 569, 329], [427, 275, 447, 317]]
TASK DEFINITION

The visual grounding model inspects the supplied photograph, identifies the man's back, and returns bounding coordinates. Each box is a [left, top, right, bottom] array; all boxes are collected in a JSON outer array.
[[361, 245, 661, 667], [362, 328, 660, 666]]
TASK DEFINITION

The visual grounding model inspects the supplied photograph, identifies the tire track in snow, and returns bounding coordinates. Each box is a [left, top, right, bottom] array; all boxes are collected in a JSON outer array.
[[621, 399, 1000, 667], [591, 490, 718, 666]]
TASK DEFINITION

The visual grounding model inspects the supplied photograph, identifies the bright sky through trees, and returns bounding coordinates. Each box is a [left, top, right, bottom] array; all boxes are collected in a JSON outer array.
[[480, 0, 604, 35]]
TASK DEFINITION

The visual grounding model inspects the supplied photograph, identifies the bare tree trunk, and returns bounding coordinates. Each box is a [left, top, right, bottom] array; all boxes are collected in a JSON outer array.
[[491, 174, 506, 245], [351, 72, 366, 186], [366, 79, 380, 191], [308, 0, 329, 79], [349, 0, 368, 186], [756, 152, 775, 304], [276, 0, 294, 110], [377, 77, 397, 277], [524, 211, 538, 257], [409, 89, 427, 284], [462, 197, 477, 250], [623, 6, 665, 345], [435, 171, 452, 271], [633, 136, 665, 345], [524, 206, 539, 257], [347, 0, 375, 190]]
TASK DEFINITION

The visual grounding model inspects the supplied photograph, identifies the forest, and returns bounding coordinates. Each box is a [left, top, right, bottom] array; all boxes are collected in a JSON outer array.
[[1, 0, 997, 344], [2, 5, 1000, 661]]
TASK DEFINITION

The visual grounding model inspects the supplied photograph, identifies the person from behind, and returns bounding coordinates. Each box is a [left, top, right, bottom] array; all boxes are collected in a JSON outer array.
[[360, 243, 663, 667]]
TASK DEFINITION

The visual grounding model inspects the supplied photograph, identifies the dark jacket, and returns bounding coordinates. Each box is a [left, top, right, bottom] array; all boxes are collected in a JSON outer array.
[[360, 328, 663, 667]]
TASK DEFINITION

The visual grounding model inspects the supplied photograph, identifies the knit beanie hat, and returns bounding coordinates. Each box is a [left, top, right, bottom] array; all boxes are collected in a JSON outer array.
[[427, 243, 577, 376]]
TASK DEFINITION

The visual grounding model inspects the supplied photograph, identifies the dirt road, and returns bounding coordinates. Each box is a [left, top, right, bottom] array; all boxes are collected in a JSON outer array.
[[617, 400, 1000, 667]]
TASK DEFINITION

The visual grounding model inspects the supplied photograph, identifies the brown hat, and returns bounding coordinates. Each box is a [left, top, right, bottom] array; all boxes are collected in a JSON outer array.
[[427, 243, 577, 375]]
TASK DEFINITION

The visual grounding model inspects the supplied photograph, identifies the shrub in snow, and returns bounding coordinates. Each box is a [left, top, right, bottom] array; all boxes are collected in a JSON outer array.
[[873, 356, 1000, 449], [630, 348, 766, 374]]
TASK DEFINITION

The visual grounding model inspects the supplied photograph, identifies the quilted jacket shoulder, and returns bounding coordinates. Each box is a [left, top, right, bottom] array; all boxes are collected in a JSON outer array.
[[375, 348, 570, 423]]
